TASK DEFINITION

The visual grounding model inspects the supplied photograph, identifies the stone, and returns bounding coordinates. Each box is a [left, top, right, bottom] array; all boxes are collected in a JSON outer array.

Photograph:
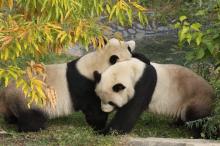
[[117, 26, 125, 31], [145, 25, 152, 31], [128, 29, 136, 34], [126, 137, 220, 146], [65, 45, 84, 57], [165, 57, 173, 61], [157, 26, 169, 32], [136, 32, 145, 40], [122, 31, 129, 38], [136, 29, 145, 33], [145, 30, 155, 35], [136, 23, 144, 29]]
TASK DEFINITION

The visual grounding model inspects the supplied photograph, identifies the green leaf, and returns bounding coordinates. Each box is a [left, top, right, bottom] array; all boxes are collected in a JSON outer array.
[[174, 22, 181, 29], [179, 26, 189, 42], [179, 16, 187, 22], [191, 23, 202, 31], [196, 33, 203, 46], [196, 48, 205, 59]]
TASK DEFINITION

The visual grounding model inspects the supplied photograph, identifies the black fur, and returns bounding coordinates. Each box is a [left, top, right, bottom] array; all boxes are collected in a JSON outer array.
[[109, 55, 119, 65], [99, 63, 157, 134], [4, 114, 18, 124], [93, 71, 101, 83], [17, 109, 48, 132], [112, 83, 126, 92], [66, 60, 108, 130], [128, 46, 132, 53], [132, 52, 150, 65]]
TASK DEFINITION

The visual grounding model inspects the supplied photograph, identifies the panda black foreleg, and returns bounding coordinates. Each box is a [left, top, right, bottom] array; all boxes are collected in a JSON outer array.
[[98, 97, 147, 135], [83, 107, 108, 131], [99, 65, 157, 135]]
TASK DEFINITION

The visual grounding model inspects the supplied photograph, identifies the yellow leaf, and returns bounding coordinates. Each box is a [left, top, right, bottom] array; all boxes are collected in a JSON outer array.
[[60, 33, 67, 43], [0, 0, 3, 8], [4, 49, 9, 60], [131, 2, 146, 11], [8, 0, 13, 10], [4, 76, 9, 87]]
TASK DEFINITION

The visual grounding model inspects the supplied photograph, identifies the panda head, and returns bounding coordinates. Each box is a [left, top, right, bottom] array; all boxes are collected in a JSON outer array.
[[93, 60, 138, 113], [76, 38, 136, 80], [102, 38, 136, 65]]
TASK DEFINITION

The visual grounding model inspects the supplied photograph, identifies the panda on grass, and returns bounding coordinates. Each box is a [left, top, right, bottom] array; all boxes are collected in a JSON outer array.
[[0, 38, 136, 132], [94, 55, 215, 137]]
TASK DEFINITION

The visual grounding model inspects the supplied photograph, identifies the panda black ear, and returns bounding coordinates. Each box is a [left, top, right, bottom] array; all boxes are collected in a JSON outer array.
[[128, 45, 132, 53], [109, 55, 119, 65], [112, 83, 126, 92], [103, 38, 108, 45], [93, 71, 101, 83]]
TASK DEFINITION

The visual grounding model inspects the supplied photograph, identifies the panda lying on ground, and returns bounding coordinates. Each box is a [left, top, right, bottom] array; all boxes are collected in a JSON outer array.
[[94, 55, 215, 137], [0, 38, 136, 132]]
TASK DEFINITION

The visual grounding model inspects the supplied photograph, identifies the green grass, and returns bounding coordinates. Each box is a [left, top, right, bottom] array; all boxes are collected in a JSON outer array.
[[0, 113, 193, 146]]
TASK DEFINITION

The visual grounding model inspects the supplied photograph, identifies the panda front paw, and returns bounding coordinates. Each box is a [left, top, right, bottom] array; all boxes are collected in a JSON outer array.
[[96, 127, 110, 135]]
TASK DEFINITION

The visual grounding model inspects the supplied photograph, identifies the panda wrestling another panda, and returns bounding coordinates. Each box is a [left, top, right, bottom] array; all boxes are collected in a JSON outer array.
[[94, 55, 215, 137], [0, 38, 136, 132]]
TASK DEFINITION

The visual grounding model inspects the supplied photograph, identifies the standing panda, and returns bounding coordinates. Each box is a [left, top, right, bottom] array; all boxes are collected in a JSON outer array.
[[0, 38, 136, 132], [94, 57, 215, 135]]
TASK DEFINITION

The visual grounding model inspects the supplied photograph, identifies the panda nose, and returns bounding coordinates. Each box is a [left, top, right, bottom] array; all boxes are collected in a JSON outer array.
[[108, 101, 118, 108]]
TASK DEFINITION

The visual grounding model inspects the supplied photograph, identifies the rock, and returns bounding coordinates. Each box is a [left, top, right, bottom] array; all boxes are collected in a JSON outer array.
[[136, 29, 145, 33], [157, 26, 169, 32], [165, 57, 173, 61], [110, 23, 117, 29], [128, 29, 136, 34], [145, 30, 155, 35], [136, 23, 144, 29], [117, 26, 125, 31], [123, 31, 129, 38], [126, 137, 220, 146], [65, 45, 84, 57], [136, 32, 145, 40], [145, 25, 152, 31]]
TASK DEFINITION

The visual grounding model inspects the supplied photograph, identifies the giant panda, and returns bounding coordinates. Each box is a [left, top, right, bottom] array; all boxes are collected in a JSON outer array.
[[94, 57, 215, 135], [0, 38, 136, 132]]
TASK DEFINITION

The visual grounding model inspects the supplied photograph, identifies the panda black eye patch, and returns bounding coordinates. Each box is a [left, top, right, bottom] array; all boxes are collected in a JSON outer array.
[[112, 83, 126, 92], [109, 55, 119, 65]]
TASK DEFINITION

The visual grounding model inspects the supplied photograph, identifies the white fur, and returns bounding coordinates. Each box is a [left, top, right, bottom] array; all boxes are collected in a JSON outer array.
[[148, 63, 182, 118], [42, 38, 136, 118], [96, 59, 213, 120], [76, 38, 135, 80], [95, 58, 145, 112], [44, 63, 73, 118]]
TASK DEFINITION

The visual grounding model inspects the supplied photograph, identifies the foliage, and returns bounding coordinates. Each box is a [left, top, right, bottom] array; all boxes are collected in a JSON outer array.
[[0, 0, 147, 106], [175, 0, 220, 139]]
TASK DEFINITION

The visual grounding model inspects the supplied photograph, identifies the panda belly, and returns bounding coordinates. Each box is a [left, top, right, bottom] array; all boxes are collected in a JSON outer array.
[[43, 64, 74, 118], [148, 63, 183, 118]]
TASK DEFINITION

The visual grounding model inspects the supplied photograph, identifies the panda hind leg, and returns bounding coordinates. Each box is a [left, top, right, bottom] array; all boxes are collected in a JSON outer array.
[[4, 113, 18, 124], [184, 100, 212, 138], [169, 118, 184, 128], [17, 109, 48, 132]]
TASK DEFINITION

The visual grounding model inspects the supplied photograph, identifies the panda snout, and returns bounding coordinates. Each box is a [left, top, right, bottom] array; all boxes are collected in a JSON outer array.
[[101, 102, 115, 113]]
